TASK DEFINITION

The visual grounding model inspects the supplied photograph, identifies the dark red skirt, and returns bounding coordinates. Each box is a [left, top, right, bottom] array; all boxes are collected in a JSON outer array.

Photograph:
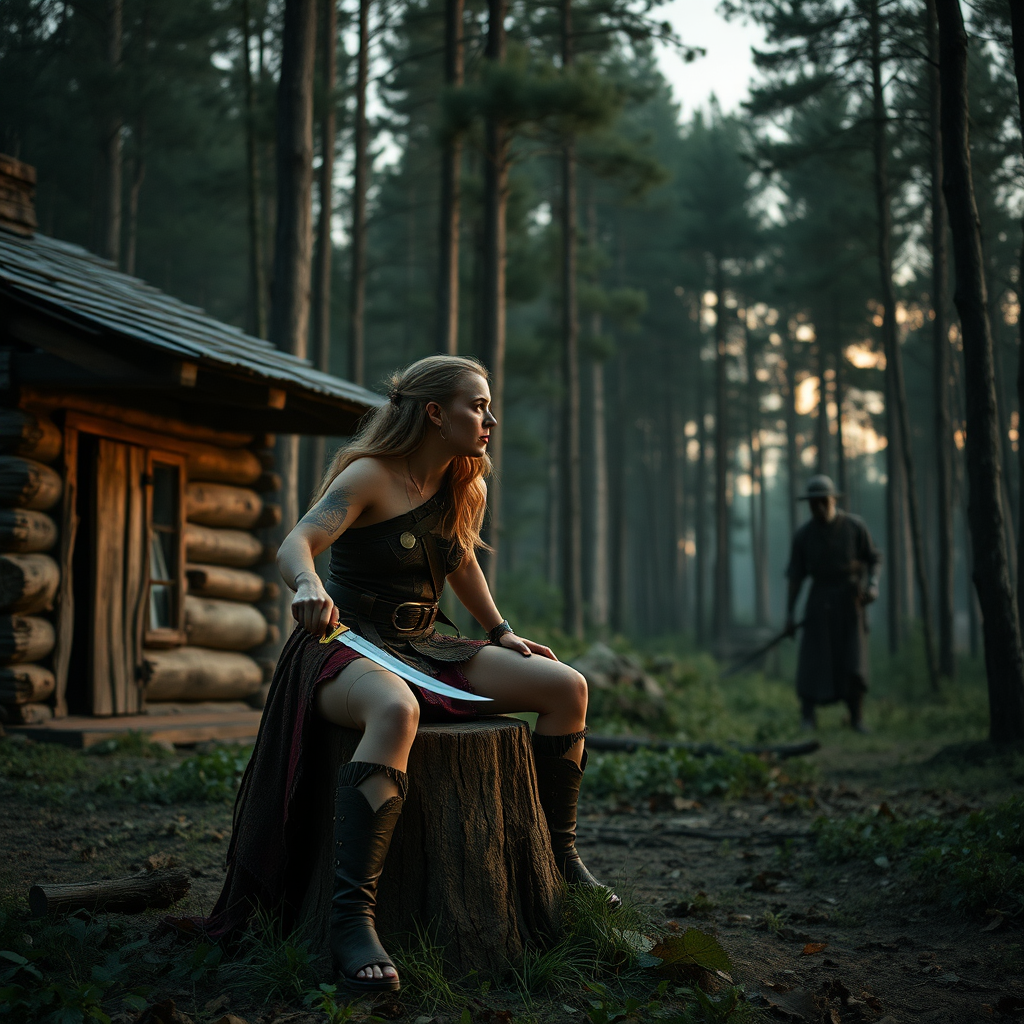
[[205, 625, 486, 942]]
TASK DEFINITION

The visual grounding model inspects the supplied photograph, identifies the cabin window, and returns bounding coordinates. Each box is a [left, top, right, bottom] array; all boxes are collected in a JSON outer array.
[[145, 453, 186, 646]]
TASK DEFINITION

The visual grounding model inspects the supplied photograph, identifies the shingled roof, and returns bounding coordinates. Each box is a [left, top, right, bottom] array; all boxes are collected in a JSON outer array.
[[0, 229, 383, 435]]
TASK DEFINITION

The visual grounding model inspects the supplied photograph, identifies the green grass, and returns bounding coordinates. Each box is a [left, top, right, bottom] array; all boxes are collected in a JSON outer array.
[[813, 795, 1024, 916]]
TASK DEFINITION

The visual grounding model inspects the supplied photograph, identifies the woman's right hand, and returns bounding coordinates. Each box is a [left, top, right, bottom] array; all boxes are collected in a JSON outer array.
[[292, 571, 340, 635]]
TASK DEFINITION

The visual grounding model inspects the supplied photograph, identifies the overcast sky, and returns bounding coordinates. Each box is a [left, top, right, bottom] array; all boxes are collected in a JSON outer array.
[[652, 0, 767, 116]]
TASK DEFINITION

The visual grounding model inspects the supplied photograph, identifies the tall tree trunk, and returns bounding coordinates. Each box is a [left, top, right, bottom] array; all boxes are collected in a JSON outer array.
[[936, 0, 1024, 741], [480, 0, 509, 591], [348, 0, 370, 385], [744, 324, 767, 627], [310, 0, 338, 481], [712, 261, 730, 642], [783, 326, 799, 542], [242, 0, 268, 339], [559, 0, 583, 639], [124, 121, 144, 277], [869, 0, 940, 690], [815, 337, 829, 476], [313, 0, 337, 374], [695, 355, 709, 645], [270, 0, 317, 572], [436, 0, 464, 354], [1010, 1, 1024, 638], [832, 303, 847, 502], [591, 357, 609, 632], [104, 0, 123, 265], [926, 0, 955, 677]]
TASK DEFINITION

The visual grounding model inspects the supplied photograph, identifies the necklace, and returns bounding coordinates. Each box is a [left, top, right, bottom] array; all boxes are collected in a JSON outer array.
[[406, 460, 425, 501]]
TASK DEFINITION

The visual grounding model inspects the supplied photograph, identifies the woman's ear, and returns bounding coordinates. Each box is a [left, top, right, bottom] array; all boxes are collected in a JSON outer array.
[[424, 400, 444, 428]]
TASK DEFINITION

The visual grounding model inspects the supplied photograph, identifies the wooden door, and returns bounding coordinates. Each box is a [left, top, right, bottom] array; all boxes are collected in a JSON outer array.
[[90, 438, 148, 715]]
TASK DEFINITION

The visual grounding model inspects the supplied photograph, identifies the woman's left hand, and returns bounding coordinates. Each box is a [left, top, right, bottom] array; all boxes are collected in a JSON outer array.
[[499, 633, 558, 661]]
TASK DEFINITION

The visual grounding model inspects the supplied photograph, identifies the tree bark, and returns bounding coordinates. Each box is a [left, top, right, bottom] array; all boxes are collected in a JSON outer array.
[[186, 564, 269, 603], [348, 0, 370, 385], [436, 0, 464, 354], [104, 0, 123, 265], [242, 0, 268, 339], [1007, 0, 1024, 641], [124, 119, 144, 277], [695, 356, 709, 644], [869, 0, 939, 689], [783, 326, 798, 542], [591, 359, 609, 632], [712, 262, 730, 641], [312, 0, 338, 372], [927, 0, 955, 677], [744, 324, 767, 626], [815, 337, 829, 476], [479, 0, 509, 591], [558, 0, 583, 639], [936, 0, 1024, 742]]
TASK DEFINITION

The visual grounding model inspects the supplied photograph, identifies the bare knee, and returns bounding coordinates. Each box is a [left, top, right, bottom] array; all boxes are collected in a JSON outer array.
[[371, 695, 420, 740], [554, 666, 588, 719]]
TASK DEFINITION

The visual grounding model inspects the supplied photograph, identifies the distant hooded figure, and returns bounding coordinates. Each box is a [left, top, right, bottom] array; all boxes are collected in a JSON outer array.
[[784, 475, 881, 733]]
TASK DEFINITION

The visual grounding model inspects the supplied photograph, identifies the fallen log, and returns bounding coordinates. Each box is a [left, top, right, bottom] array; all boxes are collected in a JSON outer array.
[[184, 524, 263, 567], [0, 409, 62, 463], [184, 596, 268, 651], [0, 553, 59, 614], [0, 701, 52, 724], [142, 646, 262, 701], [0, 615, 55, 664], [584, 736, 820, 760], [185, 483, 263, 529], [186, 447, 262, 487], [29, 870, 191, 917], [0, 663, 55, 703], [0, 457, 62, 511], [185, 563, 266, 602], [0, 508, 58, 553]]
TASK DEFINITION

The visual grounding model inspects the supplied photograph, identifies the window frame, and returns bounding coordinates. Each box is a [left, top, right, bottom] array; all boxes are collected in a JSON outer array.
[[144, 450, 187, 648]]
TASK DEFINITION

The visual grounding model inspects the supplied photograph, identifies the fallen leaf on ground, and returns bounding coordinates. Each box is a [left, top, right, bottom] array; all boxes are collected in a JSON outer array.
[[760, 986, 817, 1021], [801, 942, 828, 956], [981, 911, 1005, 932], [204, 995, 230, 1014], [137, 1000, 194, 1024]]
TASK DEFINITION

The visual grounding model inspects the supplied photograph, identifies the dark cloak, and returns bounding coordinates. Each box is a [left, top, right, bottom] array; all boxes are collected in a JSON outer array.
[[787, 511, 881, 705]]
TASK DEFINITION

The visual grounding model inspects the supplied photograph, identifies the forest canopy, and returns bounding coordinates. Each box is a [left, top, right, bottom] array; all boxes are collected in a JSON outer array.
[[3, 0, 1024, 683]]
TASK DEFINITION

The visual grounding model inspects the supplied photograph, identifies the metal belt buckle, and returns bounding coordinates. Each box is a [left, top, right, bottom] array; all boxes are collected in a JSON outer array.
[[392, 601, 435, 633]]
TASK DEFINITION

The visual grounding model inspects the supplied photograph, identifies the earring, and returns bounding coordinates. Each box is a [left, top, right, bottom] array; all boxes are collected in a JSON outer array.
[[439, 415, 449, 441]]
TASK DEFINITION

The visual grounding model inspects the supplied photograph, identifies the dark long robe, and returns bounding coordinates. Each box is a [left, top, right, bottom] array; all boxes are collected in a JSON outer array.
[[787, 512, 881, 705]]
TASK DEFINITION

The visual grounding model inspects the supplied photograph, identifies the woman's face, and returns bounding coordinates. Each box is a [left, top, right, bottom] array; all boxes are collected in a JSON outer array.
[[437, 374, 496, 458]]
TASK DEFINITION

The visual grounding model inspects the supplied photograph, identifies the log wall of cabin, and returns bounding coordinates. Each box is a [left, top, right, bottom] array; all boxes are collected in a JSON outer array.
[[0, 394, 282, 722]]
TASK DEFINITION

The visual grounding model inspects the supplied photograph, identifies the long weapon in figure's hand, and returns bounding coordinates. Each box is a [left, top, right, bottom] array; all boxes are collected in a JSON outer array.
[[720, 620, 804, 680]]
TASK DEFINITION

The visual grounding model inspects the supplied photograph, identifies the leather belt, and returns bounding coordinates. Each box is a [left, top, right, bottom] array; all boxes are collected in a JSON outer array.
[[325, 581, 438, 634]]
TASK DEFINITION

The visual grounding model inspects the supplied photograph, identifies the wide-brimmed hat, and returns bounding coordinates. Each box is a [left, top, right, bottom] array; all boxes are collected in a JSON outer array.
[[799, 474, 841, 500]]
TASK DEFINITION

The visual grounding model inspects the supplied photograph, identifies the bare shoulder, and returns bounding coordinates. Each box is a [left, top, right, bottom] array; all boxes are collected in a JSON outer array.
[[296, 458, 387, 539]]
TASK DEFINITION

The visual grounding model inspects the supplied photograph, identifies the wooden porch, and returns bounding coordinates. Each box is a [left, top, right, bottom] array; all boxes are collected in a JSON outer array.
[[5, 700, 263, 748]]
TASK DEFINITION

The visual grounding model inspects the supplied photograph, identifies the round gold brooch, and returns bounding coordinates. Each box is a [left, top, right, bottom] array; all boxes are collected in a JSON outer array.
[[400, 531, 417, 549]]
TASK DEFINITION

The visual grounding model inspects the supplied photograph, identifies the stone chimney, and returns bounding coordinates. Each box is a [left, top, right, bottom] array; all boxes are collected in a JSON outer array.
[[0, 155, 37, 237]]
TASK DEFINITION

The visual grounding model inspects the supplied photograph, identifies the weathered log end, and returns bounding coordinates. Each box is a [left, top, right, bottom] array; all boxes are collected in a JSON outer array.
[[29, 869, 191, 917], [299, 718, 562, 978]]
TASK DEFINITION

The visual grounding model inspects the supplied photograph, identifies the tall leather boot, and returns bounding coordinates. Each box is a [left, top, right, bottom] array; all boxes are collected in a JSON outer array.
[[329, 761, 407, 992], [531, 731, 621, 910]]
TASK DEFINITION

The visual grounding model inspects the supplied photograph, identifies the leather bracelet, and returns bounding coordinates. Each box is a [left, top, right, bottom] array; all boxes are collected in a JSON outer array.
[[488, 619, 514, 644]]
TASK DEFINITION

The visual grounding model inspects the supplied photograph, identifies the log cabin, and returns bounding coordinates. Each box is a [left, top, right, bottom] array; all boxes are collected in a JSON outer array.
[[0, 154, 383, 746]]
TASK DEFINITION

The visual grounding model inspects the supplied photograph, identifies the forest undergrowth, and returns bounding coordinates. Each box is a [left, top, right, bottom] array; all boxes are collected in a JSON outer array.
[[1, 639, 1021, 1024]]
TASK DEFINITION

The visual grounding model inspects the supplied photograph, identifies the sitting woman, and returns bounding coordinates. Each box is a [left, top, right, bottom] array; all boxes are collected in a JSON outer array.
[[207, 354, 616, 994]]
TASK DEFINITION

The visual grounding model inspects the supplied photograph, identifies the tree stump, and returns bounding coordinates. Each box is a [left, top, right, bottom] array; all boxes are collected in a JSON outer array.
[[299, 717, 562, 979]]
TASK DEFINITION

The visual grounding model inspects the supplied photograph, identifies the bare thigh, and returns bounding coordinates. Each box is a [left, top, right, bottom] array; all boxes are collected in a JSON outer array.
[[460, 646, 587, 730]]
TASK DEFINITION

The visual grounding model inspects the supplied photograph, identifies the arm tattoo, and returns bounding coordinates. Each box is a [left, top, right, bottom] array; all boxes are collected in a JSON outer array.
[[299, 486, 353, 537]]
